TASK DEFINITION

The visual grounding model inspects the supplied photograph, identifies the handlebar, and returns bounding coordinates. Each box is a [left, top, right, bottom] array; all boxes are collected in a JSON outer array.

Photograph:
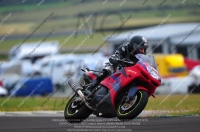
[[81, 68, 102, 73], [116, 58, 134, 65], [80, 59, 133, 73]]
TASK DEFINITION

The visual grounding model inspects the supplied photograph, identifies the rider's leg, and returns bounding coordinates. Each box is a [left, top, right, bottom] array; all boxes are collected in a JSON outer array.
[[85, 69, 110, 96]]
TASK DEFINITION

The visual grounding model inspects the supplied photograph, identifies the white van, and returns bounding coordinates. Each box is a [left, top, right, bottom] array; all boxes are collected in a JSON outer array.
[[33, 53, 108, 89], [9, 41, 59, 63]]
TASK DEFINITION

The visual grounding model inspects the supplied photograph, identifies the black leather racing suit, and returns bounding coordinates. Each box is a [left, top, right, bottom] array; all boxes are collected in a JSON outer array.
[[85, 44, 139, 95], [109, 43, 139, 67]]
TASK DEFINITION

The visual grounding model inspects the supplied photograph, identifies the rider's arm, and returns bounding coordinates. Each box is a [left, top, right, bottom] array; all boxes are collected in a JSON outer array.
[[114, 44, 127, 59], [109, 44, 127, 64]]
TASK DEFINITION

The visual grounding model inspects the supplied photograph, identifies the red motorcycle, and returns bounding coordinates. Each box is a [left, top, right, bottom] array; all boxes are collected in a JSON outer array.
[[65, 54, 161, 123]]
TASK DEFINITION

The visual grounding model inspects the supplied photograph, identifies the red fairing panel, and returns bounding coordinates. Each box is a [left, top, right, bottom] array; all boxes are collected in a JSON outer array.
[[101, 65, 140, 107], [88, 72, 96, 80], [101, 63, 161, 107]]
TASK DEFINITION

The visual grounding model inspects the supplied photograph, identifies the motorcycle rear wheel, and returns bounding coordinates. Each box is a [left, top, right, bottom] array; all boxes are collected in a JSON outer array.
[[64, 94, 92, 123], [117, 90, 148, 120]]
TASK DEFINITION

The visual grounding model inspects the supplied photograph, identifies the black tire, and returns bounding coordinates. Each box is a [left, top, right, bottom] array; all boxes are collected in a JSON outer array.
[[64, 94, 93, 123], [117, 90, 148, 120]]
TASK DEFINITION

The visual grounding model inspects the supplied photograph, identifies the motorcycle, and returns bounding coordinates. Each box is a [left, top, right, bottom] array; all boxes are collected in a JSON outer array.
[[64, 54, 161, 123]]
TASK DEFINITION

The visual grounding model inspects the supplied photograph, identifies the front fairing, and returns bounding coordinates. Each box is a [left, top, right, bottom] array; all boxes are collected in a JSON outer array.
[[100, 54, 161, 108], [136, 54, 161, 81], [135, 54, 158, 71]]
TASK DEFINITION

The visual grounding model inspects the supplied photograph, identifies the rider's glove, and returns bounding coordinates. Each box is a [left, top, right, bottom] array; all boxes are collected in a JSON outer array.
[[109, 55, 119, 65], [97, 68, 110, 80]]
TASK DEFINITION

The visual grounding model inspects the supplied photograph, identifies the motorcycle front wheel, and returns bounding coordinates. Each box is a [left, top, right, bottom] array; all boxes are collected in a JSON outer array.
[[117, 90, 148, 120], [64, 94, 93, 123]]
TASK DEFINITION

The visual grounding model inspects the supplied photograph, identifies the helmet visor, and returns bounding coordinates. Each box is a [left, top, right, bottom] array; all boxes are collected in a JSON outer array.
[[130, 42, 148, 55], [139, 48, 145, 54]]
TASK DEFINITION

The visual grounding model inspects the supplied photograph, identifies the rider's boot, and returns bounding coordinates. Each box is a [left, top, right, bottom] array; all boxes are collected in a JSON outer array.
[[85, 79, 100, 96], [85, 69, 110, 97]]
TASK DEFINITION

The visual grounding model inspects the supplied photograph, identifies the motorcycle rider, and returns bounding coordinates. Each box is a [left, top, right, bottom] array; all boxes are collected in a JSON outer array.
[[85, 35, 149, 96]]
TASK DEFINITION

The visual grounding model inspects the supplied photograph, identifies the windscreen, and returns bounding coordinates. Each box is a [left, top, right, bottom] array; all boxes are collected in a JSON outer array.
[[135, 54, 158, 71]]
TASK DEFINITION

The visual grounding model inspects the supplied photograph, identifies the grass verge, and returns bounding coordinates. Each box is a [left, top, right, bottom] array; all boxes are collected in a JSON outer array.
[[0, 94, 199, 116], [0, 97, 69, 111], [145, 94, 200, 116], [0, 32, 109, 51]]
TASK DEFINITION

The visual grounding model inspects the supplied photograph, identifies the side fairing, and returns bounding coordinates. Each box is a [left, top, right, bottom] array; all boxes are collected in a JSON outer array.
[[101, 67, 139, 107]]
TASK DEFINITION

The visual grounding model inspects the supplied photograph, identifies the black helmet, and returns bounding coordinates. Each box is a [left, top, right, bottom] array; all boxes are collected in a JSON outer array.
[[128, 35, 148, 55]]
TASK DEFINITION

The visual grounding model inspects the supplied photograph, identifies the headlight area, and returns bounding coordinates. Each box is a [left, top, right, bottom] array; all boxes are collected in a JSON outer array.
[[146, 66, 160, 80]]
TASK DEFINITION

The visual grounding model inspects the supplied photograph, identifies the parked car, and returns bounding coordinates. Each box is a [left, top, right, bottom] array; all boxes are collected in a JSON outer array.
[[9, 41, 59, 63], [0, 80, 8, 97], [33, 53, 108, 88], [1, 60, 34, 76], [0, 86, 8, 97], [10, 77, 53, 96], [0, 73, 21, 94], [33, 54, 82, 87]]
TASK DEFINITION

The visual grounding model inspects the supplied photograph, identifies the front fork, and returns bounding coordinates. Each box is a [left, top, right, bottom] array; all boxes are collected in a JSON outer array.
[[124, 84, 139, 103], [125, 84, 155, 100]]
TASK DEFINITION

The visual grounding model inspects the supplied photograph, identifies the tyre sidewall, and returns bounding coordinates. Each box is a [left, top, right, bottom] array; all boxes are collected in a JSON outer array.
[[64, 94, 92, 123], [117, 90, 148, 120]]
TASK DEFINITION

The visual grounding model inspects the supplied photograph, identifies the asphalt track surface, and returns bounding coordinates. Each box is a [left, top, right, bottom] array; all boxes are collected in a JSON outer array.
[[0, 116, 200, 132]]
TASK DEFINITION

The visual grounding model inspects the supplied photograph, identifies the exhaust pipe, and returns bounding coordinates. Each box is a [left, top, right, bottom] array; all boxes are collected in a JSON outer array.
[[68, 79, 84, 97], [68, 79, 93, 110]]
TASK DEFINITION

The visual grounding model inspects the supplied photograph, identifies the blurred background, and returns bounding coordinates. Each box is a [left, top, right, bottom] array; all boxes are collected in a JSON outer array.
[[0, 0, 200, 111]]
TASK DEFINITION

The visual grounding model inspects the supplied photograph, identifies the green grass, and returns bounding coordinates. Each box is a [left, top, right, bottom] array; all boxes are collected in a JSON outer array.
[[0, 55, 8, 61], [145, 94, 200, 116], [0, 2, 70, 13], [0, 0, 199, 35], [0, 97, 69, 111], [146, 94, 200, 110], [1, 11, 199, 51], [0, 32, 110, 51], [0, 94, 199, 116]]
